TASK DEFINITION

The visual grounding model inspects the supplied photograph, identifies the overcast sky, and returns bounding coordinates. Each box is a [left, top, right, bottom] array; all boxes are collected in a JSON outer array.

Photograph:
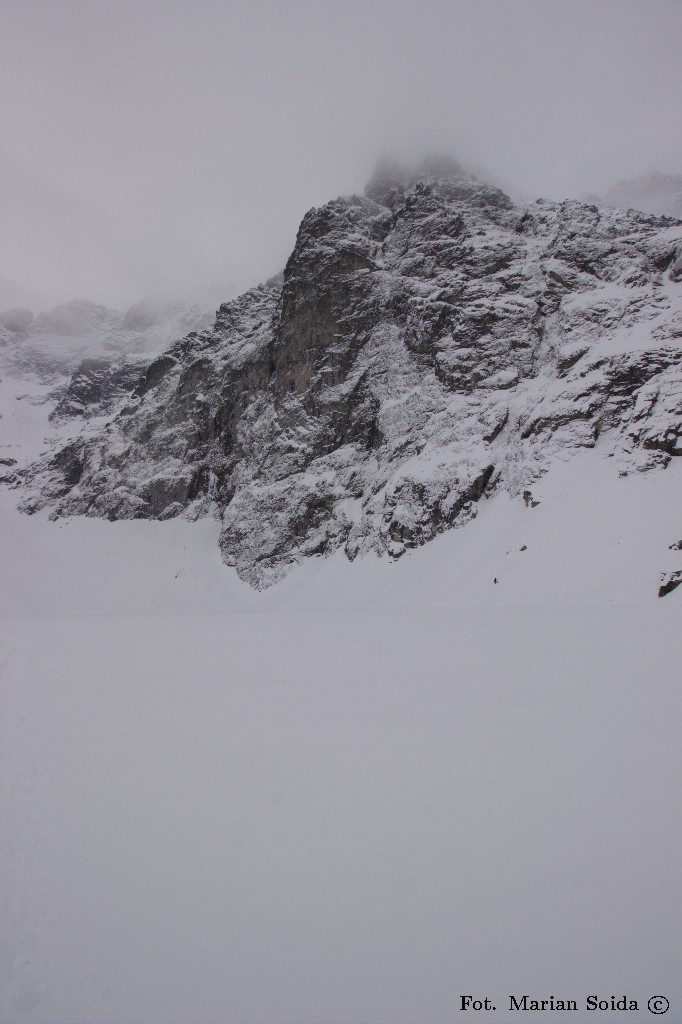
[[2, 0, 681, 311]]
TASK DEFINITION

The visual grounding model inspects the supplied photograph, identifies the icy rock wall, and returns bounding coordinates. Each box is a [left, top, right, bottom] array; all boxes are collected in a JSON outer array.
[[18, 164, 682, 587]]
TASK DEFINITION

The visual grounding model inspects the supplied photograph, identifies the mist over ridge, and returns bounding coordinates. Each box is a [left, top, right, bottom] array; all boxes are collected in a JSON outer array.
[[2, 0, 681, 312]]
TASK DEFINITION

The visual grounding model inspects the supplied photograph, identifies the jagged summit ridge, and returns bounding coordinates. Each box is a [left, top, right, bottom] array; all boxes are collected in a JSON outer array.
[[11, 163, 682, 587]]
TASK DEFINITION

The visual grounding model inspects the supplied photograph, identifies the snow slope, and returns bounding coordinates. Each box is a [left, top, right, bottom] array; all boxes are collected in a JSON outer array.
[[1, 445, 681, 1023]]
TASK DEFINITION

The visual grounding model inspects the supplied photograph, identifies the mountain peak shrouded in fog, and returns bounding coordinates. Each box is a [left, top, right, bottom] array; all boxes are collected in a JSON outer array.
[[365, 153, 467, 204], [2, 2, 681, 309], [6, 168, 680, 588], [416, 153, 465, 181]]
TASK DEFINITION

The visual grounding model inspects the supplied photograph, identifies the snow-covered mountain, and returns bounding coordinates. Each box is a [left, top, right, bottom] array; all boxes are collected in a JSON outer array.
[[0, 296, 215, 378], [6, 156, 682, 590], [3, 159, 682, 1024]]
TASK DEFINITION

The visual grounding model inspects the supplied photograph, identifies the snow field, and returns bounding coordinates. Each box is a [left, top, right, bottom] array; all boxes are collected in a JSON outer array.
[[1, 448, 681, 1022]]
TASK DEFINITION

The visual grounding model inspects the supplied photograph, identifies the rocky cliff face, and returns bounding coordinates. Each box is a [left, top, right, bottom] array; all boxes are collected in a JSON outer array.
[[13, 160, 682, 587]]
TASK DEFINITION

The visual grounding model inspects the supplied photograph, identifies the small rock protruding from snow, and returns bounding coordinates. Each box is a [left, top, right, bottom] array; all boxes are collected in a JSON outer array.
[[658, 569, 682, 598]]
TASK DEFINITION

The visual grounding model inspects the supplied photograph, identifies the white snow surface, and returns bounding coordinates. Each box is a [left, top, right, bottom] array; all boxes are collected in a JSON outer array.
[[1, 447, 682, 1023]]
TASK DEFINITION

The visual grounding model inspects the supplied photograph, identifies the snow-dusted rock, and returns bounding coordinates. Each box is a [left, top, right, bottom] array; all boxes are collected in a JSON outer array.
[[14, 162, 682, 587], [659, 569, 682, 598]]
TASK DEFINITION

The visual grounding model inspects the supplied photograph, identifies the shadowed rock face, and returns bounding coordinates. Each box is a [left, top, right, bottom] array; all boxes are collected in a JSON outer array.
[[17, 163, 682, 587], [659, 570, 682, 598], [49, 358, 147, 422]]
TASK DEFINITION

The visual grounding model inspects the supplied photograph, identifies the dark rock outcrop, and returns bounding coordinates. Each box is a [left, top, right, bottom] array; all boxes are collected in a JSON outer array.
[[659, 570, 682, 598]]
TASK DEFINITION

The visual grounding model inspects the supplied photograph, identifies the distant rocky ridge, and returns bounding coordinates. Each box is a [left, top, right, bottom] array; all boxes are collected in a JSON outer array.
[[0, 296, 221, 428], [6, 157, 682, 587], [585, 170, 682, 221], [0, 297, 215, 371]]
